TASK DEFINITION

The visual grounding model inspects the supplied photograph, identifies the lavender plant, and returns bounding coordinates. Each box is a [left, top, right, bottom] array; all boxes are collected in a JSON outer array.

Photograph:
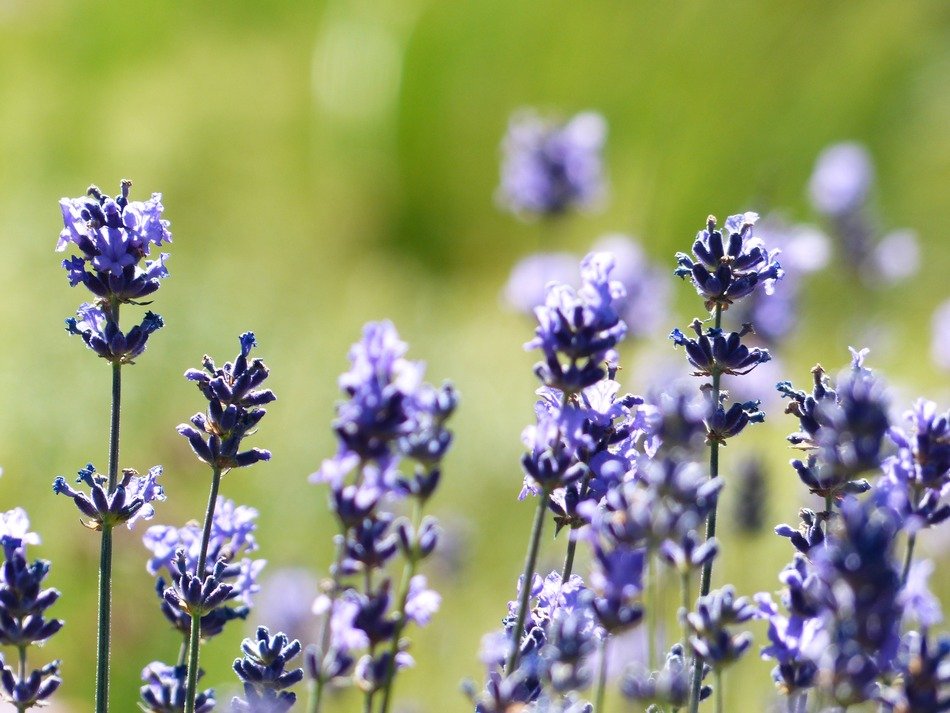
[[307, 320, 455, 713], [175, 333, 275, 713], [0, 514, 63, 711], [53, 180, 171, 713]]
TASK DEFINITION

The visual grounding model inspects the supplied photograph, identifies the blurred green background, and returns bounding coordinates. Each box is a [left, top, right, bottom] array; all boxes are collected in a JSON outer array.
[[0, 0, 948, 710]]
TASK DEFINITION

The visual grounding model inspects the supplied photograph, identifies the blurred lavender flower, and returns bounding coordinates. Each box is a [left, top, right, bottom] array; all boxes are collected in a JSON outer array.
[[877, 399, 950, 531], [503, 253, 579, 315], [684, 586, 756, 671], [0, 509, 40, 550], [808, 143, 874, 218], [52, 463, 165, 531], [732, 458, 768, 534], [674, 213, 783, 312], [809, 497, 903, 707], [593, 235, 670, 339], [253, 569, 320, 646], [778, 349, 890, 502], [931, 298, 950, 370], [56, 180, 171, 302], [526, 252, 627, 394], [231, 627, 303, 713], [139, 662, 215, 713], [808, 142, 920, 287], [498, 110, 607, 218], [620, 643, 711, 709], [178, 332, 275, 471], [878, 630, 950, 712]]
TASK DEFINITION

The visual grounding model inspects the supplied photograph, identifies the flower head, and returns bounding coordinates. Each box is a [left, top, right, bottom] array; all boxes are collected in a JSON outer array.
[[498, 110, 607, 217], [674, 213, 783, 311], [52, 463, 165, 530], [178, 332, 275, 470], [57, 180, 171, 302], [65, 303, 164, 363], [139, 662, 215, 713]]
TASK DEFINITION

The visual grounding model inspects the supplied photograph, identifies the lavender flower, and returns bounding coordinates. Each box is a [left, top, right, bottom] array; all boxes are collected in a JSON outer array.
[[143, 498, 264, 639], [674, 213, 783, 312], [56, 181, 171, 302], [810, 497, 903, 707], [525, 252, 627, 394], [52, 464, 165, 530], [231, 627, 303, 713], [0, 509, 40, 550], [877, 399, 950, 531], [778, 349, 890, 501], [669, 320, 771, 377], [620, 644, 711, 709], [808, 143, 874, 218], [139, 662, 215, 712], [878, 631, 950, 712], [66, 303, 164, 363], [177, 332, 275, 471], [684, 586, 756, 671], [0, 536, 63, 710], [498, 110, 607, 217], [931, 298, 950, 370]]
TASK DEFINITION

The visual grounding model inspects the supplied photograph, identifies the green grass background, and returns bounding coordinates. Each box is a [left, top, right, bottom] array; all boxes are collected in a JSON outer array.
[[0, 0, 948, 710]]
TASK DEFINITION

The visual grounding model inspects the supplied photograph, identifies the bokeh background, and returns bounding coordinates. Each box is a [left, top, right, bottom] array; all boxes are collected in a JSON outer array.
[[1, 0, 948, 710]]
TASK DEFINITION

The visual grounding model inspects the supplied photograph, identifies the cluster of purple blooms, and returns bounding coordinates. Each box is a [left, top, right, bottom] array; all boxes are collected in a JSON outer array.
[[5, 117, 946, 713], [308, 320, 455, 713]]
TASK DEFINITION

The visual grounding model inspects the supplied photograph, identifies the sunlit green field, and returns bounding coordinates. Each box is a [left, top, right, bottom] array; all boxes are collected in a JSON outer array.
[[0, 0, 948, 710]]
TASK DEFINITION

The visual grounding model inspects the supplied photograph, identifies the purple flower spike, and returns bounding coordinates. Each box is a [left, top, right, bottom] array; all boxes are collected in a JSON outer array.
[[65, 303, 164, 364], [57, 181, 171, 303], [670, 319, 771, 377], [231, 626, 303, 713], [498, 110, 607, 218], [675, 213, 783, 312], [139, 662, 215, 713], [51, 463, 165, 530], [178, 332, 275, 471], [526, 252, 628, 394]]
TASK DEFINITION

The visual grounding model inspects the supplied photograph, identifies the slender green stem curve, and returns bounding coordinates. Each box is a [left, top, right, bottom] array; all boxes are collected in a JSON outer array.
[[690, 304, 722, 713], [96, 351, 122, 713], [377, 500, 423, 713], [714, 669, 723, 713], [594, 635, 609, 713], [506, 490, 550, 675], [184, 465, 223, 713]]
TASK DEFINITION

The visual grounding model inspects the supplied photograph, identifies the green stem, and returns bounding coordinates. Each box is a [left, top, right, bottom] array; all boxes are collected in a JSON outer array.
[[377, 500, 423, 713], [680, 572, 691, 649], [901, 531, 917, 587], [184, 465, 223, 713], [505, 490, 550, 675], [561, 470, 591, 582], [714, 669, 723, 713], [306, 679, 319, 713], [824, 493, 833, 539], [594, 635, 609, 713], [646, 554, 656, 670], [310, 533, 348, 713], [96, 352, 122, 713], [690, 303, 723, 713]]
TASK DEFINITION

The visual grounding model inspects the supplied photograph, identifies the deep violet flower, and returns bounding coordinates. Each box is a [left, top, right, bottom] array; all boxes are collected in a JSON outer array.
[[143, 498, 264, 639], [620, 643, 712, 708], [669, 319, 771, 377], [139, 661, 215, 713], [498, 110, 607, 217], [684, 586, 756, 671], [56, 180, 171, 302], [231, 627, 303, 713], [674, 213, 783, 312], [52, 463, 165, 530], [177, 332, 275, 471], [65, 303, 164, 363], [878, 630, 950, 712], [0, 535, 63, 710]]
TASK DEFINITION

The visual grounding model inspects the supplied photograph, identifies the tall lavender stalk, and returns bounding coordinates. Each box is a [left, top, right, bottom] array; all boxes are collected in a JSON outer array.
[[306, 321, 453, 713], [175, 333, 274, 713], [673, 213, 782, 710], [52, 181, 170, 712]]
